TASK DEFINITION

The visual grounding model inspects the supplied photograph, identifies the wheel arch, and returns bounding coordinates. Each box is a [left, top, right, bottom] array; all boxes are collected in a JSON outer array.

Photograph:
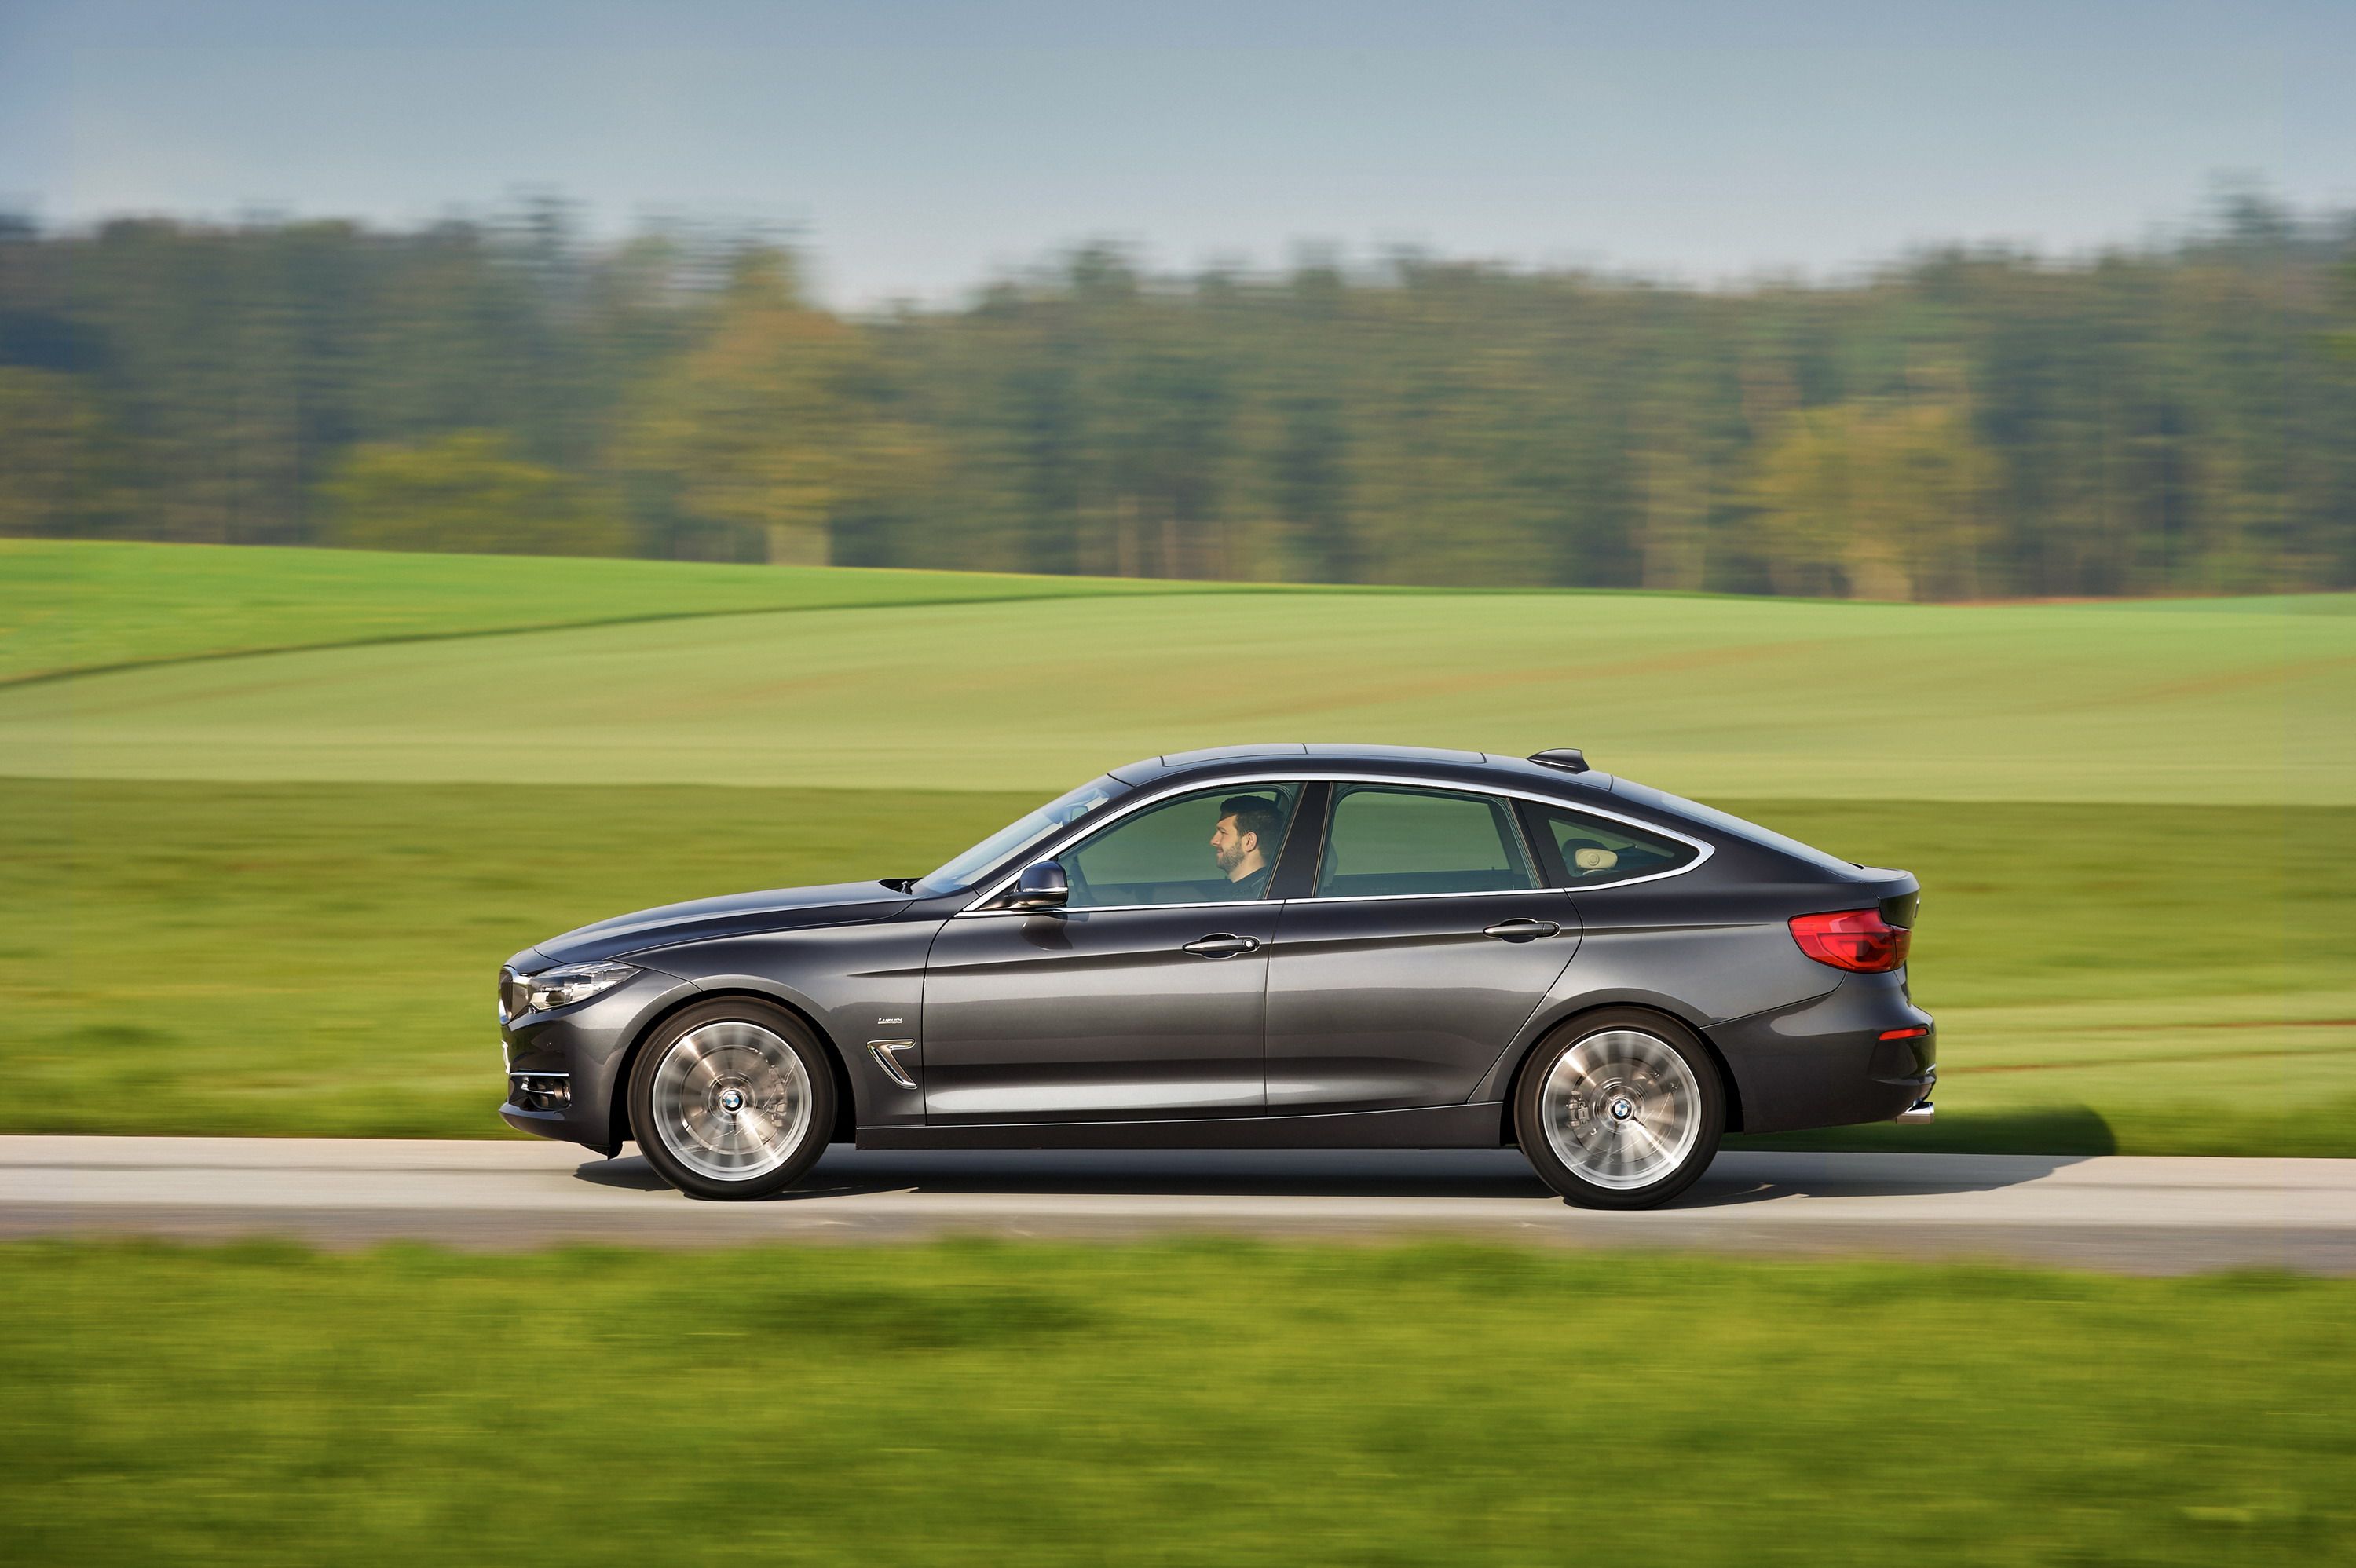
[[1493, 1000, 1746, 1146], [607, 985, 861, 1157]]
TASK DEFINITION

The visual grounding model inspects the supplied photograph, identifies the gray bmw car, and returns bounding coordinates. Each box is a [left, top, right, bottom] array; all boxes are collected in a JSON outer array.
[[498, 744, 1933, 1208]]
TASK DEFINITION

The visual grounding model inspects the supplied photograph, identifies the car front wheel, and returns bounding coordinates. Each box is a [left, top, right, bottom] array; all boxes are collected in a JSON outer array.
[[1514, 1010, 1725, 1209], [627, 1000, 836, 1200]]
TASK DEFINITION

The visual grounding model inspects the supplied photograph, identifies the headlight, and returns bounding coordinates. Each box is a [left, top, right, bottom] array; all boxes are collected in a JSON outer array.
[[519, 963, 640, 1014]]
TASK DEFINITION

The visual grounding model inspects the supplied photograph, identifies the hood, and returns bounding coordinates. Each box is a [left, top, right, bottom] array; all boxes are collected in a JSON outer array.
[[525, 880, 914, 967]]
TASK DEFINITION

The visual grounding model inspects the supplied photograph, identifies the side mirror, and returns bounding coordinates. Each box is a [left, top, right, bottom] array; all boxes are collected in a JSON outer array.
[[1004, 861, 1069, 911]]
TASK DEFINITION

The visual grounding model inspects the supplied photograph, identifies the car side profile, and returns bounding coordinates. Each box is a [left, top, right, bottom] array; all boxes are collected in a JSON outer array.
[[498, 744, 1934, 1208]]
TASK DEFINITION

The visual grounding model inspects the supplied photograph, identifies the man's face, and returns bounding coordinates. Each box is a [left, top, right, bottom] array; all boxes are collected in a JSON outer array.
[[1209, 813, 1257, 875]]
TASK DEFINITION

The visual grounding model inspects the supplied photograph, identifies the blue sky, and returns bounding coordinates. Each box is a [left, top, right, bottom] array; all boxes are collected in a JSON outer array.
[[3, 1, 2349, 305]]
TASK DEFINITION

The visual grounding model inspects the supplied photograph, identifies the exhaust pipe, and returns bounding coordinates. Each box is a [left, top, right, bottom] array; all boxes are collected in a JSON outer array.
[[1894, 1097, 1935, 1125]]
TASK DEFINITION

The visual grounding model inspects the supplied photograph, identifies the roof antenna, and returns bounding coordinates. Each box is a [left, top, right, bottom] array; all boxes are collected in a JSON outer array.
[[1527, 748, 1590, 773]]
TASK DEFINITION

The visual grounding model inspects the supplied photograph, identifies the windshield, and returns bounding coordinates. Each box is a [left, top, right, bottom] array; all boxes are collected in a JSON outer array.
[[913, 776, 1130, 897]]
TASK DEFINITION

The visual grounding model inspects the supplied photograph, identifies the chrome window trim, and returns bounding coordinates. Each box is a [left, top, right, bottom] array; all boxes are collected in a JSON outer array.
[[964, 897, 1280, 916], [955, 771, 1714, 917]]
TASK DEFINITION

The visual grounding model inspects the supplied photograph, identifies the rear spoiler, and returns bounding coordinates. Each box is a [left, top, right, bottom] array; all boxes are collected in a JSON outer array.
[[1853, 866, 1919, 928]]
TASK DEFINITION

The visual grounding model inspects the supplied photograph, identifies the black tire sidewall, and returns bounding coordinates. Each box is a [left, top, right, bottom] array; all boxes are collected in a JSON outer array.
[[627, 999, 836, 1201], [1514, 1008, 1725, 1210]]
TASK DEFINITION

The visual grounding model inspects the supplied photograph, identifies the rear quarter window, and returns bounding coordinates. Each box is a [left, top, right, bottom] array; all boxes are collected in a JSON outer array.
[[1518, 802, 1701, 886], [1607, 780, 1861, 877]]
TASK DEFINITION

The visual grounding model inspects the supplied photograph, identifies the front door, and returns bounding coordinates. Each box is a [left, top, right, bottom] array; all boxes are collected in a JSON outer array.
[[1264, 783, 1580, 1113], [920, 783, 1304, 1123]]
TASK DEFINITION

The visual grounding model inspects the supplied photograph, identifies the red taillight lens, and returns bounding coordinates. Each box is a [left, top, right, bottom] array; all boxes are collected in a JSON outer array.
[[1789, 908, 1912, 973]]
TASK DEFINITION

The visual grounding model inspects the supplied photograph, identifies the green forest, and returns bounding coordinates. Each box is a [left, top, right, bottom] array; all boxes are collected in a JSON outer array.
[[3, 196, 2352, 598]]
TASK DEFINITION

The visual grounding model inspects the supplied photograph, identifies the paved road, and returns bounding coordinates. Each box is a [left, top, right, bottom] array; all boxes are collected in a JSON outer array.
[[5, 1137, 2351, 1273]]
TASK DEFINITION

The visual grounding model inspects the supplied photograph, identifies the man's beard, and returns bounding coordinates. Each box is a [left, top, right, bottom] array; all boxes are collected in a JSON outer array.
[[1214, 842, 1243, 875]]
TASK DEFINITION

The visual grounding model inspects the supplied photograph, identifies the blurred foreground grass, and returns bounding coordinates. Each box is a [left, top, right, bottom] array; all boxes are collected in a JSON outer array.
[[3, 779, 2347, 1153], [2, 1239, 2350, 1566]]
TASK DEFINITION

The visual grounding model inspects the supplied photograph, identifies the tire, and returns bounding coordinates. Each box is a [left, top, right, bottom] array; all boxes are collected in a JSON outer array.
[[627, 999, 837, 1201], [1513, 1009, 1725, 1210]]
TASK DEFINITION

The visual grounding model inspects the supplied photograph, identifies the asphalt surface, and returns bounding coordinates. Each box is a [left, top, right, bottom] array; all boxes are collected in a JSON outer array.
[[6, 1136, 2353, 1273]]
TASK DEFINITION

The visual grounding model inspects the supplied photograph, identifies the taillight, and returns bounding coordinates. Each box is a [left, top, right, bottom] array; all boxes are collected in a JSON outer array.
[[1789, 908, 1912, 973]]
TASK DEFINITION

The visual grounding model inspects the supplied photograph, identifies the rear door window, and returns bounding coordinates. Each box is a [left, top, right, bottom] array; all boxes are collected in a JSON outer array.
[[1315, 786, 1537, 898], [1518, 803, 1699, 887]]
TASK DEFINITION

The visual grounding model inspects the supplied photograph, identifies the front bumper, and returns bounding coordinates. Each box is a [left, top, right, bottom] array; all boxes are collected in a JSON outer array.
[[1708, 971, 1936, 1135], [497, 961, 701, 1153]]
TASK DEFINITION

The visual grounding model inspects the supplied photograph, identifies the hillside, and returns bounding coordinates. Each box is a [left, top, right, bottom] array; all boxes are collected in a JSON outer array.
[[3, 543, 2349, 802]]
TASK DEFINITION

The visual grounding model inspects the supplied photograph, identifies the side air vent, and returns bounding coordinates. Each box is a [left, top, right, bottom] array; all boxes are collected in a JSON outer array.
[[1527, 748, 1590, 773]]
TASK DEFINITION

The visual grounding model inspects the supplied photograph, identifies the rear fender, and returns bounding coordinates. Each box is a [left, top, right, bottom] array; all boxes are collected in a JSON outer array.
[[1474, 992, 1748, 1139]]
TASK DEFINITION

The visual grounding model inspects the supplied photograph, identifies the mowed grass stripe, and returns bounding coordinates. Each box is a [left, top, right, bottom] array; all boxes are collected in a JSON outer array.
[[5, 780, 2348, 1152], [5, 586, 2348, 801], [0, 538, 1264, 685], [12, 538, 2351, 685]]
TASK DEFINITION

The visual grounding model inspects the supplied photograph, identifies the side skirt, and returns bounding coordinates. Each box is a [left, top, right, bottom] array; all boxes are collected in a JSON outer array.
[[857, 1102, 1506, 1151]]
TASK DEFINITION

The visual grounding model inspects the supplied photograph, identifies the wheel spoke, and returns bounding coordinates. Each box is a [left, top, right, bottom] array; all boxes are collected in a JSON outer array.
[[669, 1045, 712, 1092], [1620, 1118, 1670, 1160]]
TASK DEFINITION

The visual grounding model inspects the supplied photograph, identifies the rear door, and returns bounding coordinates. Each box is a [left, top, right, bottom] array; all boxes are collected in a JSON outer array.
[[1264, 783, 1579, 1113]]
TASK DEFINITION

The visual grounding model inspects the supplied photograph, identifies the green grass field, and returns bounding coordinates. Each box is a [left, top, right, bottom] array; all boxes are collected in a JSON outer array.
[[4, 1240, 2349, 1566], [2, 541, 2350, 1150], [4, 543, 2351, 802]]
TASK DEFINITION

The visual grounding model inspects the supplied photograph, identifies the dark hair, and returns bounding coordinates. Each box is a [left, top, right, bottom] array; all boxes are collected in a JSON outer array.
[[1219, 795, 1285, 853]]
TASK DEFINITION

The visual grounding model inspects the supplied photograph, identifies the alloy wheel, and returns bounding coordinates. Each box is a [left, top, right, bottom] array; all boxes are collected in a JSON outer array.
[[648, 1021, 814, 1182], [1538, 1029, 1703, 1191]]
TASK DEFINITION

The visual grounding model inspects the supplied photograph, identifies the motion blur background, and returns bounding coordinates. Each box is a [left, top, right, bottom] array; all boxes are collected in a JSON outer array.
[[4, 1, 2354, 597], [5, 4, 2355, 1564]]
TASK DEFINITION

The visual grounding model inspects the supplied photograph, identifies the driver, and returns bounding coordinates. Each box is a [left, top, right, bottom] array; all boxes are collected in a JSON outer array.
[[1209, 795, 1284, 897]]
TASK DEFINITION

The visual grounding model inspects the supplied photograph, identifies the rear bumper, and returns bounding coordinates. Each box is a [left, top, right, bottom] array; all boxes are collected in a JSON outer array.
[[1708, 971, 1935, 1134]]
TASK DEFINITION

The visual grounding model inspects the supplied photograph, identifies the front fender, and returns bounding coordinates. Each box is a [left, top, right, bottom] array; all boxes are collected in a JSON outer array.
[[625, 919, 942, 1133]]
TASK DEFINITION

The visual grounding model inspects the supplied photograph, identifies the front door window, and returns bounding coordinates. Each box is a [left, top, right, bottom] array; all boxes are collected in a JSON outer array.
[[1059, 784, 1303, 908]]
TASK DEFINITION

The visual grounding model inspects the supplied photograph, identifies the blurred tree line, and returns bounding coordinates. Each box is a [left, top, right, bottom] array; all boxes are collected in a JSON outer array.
[[3, 196, 2351, 598]]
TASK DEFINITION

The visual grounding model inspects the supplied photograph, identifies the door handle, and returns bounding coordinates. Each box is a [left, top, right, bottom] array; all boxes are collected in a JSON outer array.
[[1483, 919, 1562, 942], [1182, 934, 1262, 959]]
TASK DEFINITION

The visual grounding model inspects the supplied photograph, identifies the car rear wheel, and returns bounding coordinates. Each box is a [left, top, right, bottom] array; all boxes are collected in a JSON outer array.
[[1514, 1010, 1725, 1209], [627, 1000, 836, 1201]]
